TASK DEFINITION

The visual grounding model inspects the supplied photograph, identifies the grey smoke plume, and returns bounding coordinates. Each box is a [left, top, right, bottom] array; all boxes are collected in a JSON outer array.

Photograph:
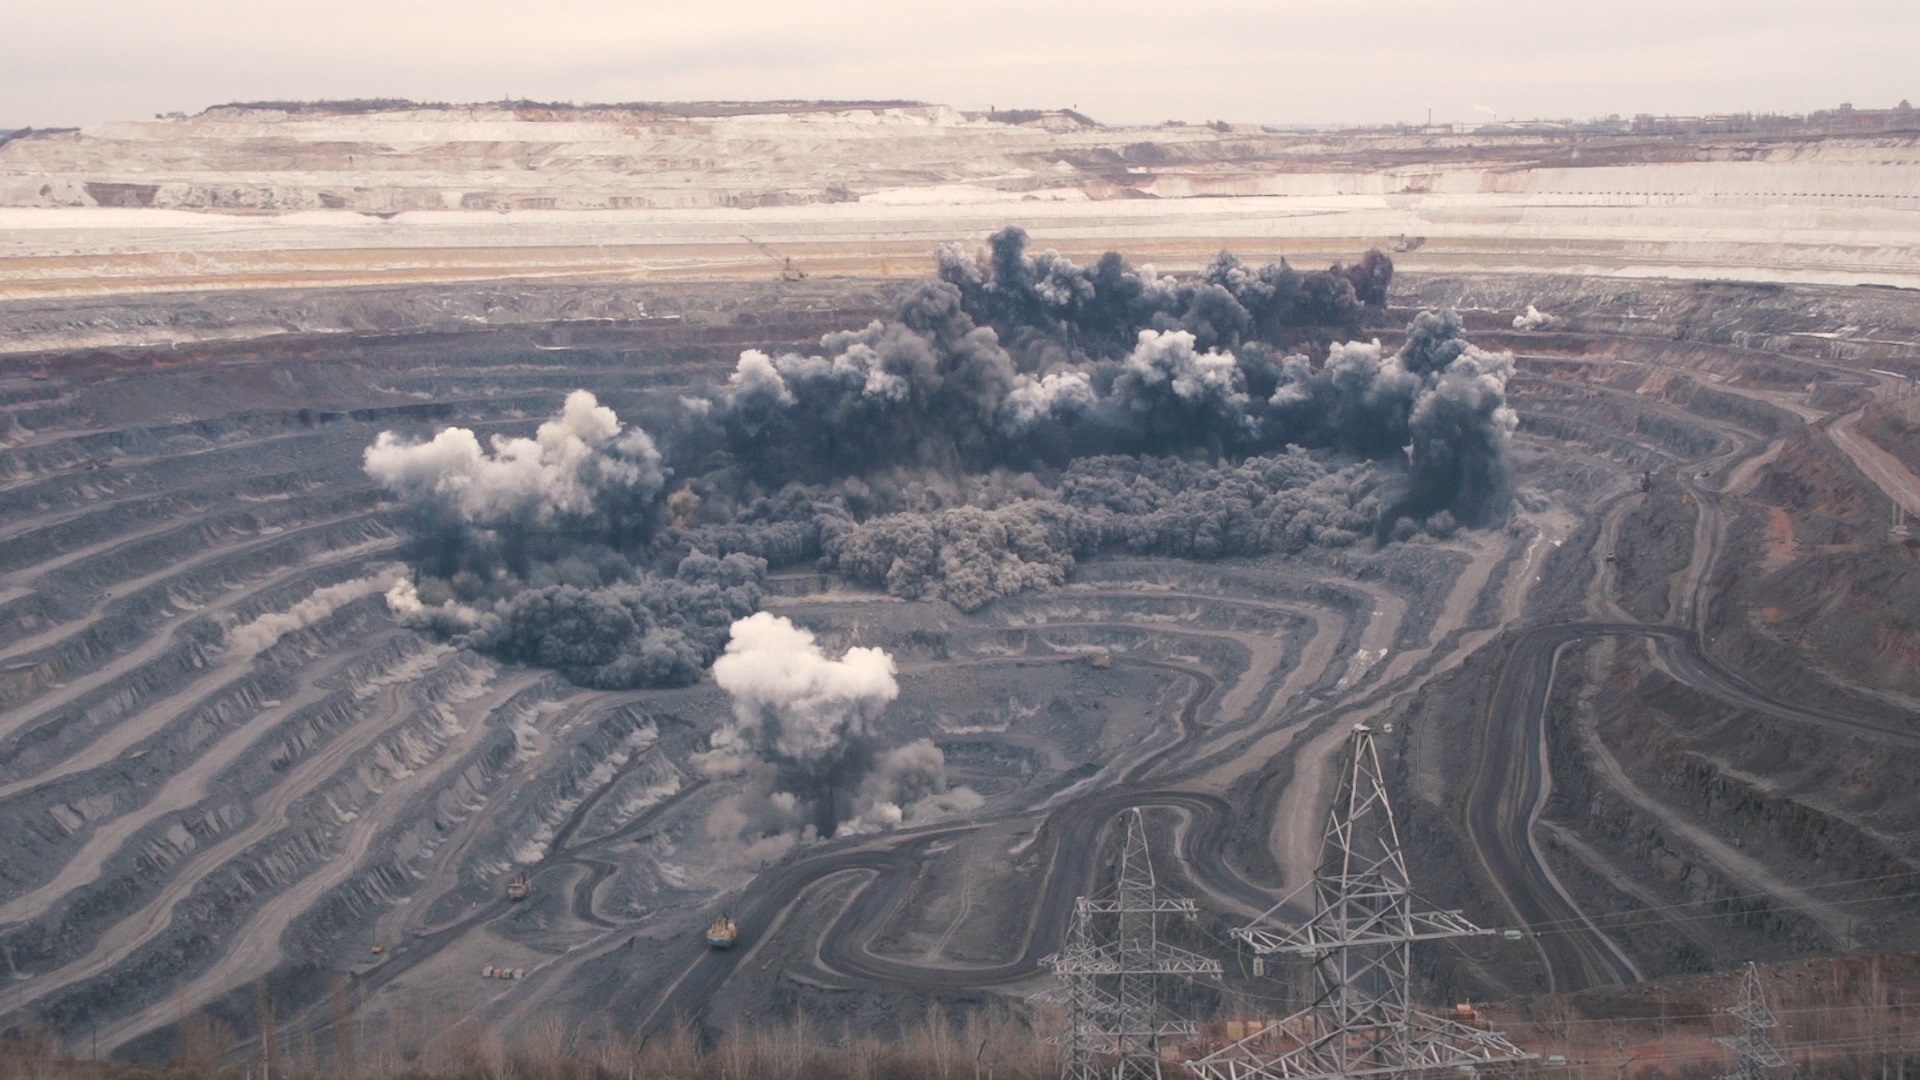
[[364, 392, 771, 689], [818, 449, 1382, 610], [468, 552, 764, 688], [1407, 348, 1519, 523], [697, 237, 1506, 526], [999, 370, 1096, 436], [385, 550, 764, 688], [821, 501, 1086, 611], [838, 739, 984, 836], [365, 234, 1514, 689], [1121, 329, 1247, 407], [703, 283, 1020, 483]]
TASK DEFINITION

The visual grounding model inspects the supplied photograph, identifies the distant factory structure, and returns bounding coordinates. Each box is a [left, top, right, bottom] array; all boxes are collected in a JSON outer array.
[[1623, 99, 1916, 136], [1378, 98, 1918, 138]]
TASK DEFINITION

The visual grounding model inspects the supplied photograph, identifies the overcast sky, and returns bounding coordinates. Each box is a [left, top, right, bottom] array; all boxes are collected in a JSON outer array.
[[5, 0, 1915, 129]]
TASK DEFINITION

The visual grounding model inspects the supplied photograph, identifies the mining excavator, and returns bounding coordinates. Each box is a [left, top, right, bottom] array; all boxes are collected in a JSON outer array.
[[742, 236, 807, 281], [706, 913, 740, 949]]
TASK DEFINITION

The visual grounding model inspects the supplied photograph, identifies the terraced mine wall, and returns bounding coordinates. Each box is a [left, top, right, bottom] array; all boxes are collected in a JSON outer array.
[[1, 267, 1917, 1062], [1390, 275, 1920, 1005]]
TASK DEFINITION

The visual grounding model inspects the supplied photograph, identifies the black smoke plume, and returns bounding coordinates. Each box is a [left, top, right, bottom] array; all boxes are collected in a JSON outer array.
[[366, 234, 1514, 686], [936, 226, 1385, 357]]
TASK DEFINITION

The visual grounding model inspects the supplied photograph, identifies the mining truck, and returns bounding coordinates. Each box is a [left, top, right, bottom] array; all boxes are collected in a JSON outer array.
[[706, 914, 740, 949]]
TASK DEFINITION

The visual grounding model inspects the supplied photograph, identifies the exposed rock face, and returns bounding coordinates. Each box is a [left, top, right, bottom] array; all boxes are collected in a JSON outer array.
[[6, 104, 1919, 214], [3, 105, 1918, 300]]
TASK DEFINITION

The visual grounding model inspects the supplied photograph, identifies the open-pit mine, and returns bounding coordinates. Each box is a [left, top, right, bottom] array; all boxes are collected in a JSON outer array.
[[1, 102, 1918, 1072]]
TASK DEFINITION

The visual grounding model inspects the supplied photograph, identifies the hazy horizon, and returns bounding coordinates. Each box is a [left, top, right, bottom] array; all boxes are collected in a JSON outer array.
[[9, 92, 1918, 131], [4, 0, 1915, 130]]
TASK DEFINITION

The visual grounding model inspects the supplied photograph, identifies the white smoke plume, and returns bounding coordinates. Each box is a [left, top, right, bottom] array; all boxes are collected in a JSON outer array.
[[1120, 329, 1249, 409], [698, 613, 978, 842], [383, 578, 493, 633], [1512, 304, 1555, 331], [998, 370, 1095, 436], [363, 390, 664, 524], [226, 570, 401, 654], [699, 612, 899, 776], [704, 768, 810, 846], [382, 578, 426, 615], [725, 349, 796, 405]]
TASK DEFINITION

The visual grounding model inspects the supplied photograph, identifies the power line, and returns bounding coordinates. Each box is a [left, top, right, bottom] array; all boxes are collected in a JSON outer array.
[[1213, 873, 1920, 1019], [1188, 725, 1533, 1079], [1497, 865, 1920, 925], [1717, 962, 1786, 1080], [1540, 1034, 1920, 1073], [1537, 1027, 1920, 1070], [1450, 866, 1920, 930], [1501, 884, 1920, 943], [1419, 990, 1920, 1031], [1046, 807, 1221, 1080], [1399, 867, 1920, 945]]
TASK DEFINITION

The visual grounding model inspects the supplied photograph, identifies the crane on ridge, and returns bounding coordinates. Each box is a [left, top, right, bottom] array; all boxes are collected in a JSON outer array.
[[741, 235, 807, 281]]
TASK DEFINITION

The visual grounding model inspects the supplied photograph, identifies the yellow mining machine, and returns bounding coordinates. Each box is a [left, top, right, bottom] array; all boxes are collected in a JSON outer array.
[[705, 913, 740, 949], [741, 236, 807, 281]]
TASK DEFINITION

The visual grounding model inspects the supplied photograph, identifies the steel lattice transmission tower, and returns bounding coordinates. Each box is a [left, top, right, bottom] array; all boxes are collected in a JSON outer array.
[[1189, 725, 1532, 1080], [1046, 807, 1223, 1080], [1716, 963, 1785, 1080]]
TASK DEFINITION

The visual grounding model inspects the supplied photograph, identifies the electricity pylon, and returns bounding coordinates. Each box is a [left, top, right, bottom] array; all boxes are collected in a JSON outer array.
[[1717, 963, 1785, 1080], [1189, 725, 1532, 1079], [1047, 808, 1223, 1080]]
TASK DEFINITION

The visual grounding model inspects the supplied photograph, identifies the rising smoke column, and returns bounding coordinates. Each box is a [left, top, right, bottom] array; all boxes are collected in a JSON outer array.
[[697, 231, 1388, 489], [1095, 328, 1255, 455], [694, 613, 980, 839], [698, 612, 894, 838], [706, 288, 1513, 530], [705, 281, 1021, 485], [705, 612, 899, 768], [696, 228, 1519, 524]]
